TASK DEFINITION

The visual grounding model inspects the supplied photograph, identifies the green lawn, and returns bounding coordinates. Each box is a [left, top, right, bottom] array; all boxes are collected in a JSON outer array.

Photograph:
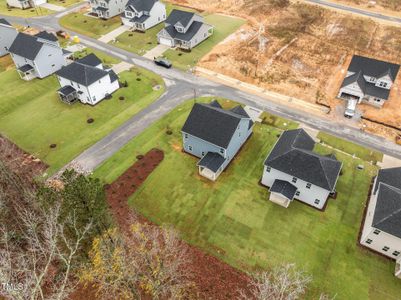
[[73, 47, 121, 65], [0, 0, 51, 16], [0, 67, 164, 174], [94, 98, 400, 300], [59, 12, 121, 39], [48, 0, 82, 7], [111, 23, 164, 56], [317, 132, 383, 164], [163, 14, 246, 70]]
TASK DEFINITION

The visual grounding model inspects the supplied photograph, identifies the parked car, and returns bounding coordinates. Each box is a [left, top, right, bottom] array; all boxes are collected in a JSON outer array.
[[154, 57, 172, 68], [344, 99, 357, 118]]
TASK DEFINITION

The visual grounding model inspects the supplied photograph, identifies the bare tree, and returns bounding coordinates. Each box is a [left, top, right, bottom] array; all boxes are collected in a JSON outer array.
[[81, 221, 194, 299], [238, 263, 312, 300]]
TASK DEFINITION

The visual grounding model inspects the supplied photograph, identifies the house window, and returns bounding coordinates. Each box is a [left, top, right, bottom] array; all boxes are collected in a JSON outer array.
[[314, 199, 320, 205], [379, 82, 388, 88], [184, 133, 188, 139], [365, 239, 372, 244], [220, 148, 224, 154], [77, 84, 80, 89], [188, 145, 193, 151], [266, 166, 271, 173], [295, 191, 300, 196], [382, 246, 390, 252], [292, 177, 297, 183], [204, 33, 207, 37], [373, 229, 381, 235], [393, 251, 400, 256], [48, 54, 52, 57], [306, 183, 312, 189], [51, 64, 55, 67], [201, 151, 205, 156], [239, 132, 241, 137], [70, 81, 74, 86], [93, 96, 96, 101], [374, 98, 381, 103]]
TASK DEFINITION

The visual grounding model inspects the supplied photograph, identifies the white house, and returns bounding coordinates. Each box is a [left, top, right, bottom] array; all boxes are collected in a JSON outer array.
[[360, 167, 401, 278], [89, 0, 128, 19], [8, 31, 68, 80], [121, 0, 166, 31], [338, 55, 400, 108], [157, 9, 213, 50], [55, 53, 120, 105], [261, 129, 342, 210], [6, 0, 46, 9], [0, 19, 18, 57]]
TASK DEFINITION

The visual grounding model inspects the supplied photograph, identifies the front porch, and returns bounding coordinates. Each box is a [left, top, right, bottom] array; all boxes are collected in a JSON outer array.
[[339, 91, 361, 102], [17, 64, 36, 81], [95, 6, 109, 19], [197, 152, 226, 181]]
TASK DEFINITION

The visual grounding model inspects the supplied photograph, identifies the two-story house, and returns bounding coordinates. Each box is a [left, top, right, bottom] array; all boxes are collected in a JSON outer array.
[[121, 0, 166, 31], [55, 53, 120, 105], [181, 100, 254, 181], [157, 9, 213, 50], [8, 31, 67, 80], [0, 19, 18, 57], [90, 0, 128, 19], [338, 55, 400, 108], [360, 167, 401, 278], [261, 129, 342, 210], [6, 0, 46, 9]]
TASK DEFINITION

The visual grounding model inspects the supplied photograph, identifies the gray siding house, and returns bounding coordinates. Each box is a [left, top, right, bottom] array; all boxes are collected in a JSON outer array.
[[90, 0, 128, 19], [261, 129, 342, 210], [6, 0, 46, 9], [8, 31, 68, 80], [157, 9, 213, 50], [181, 100, 253, 181], [121, 0, 166, 31], [0, 19, 18, 57], [338, 55, 400, 108], [360, 167, 401, 278]]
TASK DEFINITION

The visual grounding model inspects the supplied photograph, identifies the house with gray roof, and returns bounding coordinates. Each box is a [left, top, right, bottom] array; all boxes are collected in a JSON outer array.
[[8, 31, 68, 80], [121, 0, 166, 31], [360, 167, 401, 278], [261, 129, 342, 209], [338, 55, 400, 109], [0, 18, 17, 57], [157, 9, 213, 50], [89, 0, 128, 19], [6, 0, 46, 10], [56, 53, 120, 105], [181, 100, 253, 181]]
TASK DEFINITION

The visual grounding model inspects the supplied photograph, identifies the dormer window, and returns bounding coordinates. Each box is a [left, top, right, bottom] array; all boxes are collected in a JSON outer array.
[[220, 148, 224, 154], [176, 27, 184, 33], [379, 82, 388, 88]]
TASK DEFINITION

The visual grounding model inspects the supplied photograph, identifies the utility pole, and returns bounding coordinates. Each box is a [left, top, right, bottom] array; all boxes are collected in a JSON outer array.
[[255, 23, 268, 77]]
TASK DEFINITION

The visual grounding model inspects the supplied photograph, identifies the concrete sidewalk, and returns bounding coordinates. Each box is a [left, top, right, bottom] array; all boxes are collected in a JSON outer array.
[[143, 44, 169, 59], [98, 25, 129, 43], [40, 2, 66, 11]]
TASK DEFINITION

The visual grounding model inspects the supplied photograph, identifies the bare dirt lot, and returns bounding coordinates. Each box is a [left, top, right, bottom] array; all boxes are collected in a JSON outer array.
[[167, 0, 401, 140]]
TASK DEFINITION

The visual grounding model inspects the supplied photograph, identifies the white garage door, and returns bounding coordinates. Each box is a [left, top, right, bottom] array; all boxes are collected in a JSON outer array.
[[159, 37, 173, 47]]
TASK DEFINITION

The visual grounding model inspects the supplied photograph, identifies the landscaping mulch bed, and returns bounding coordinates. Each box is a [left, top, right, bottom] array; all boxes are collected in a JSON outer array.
[[102, 148, 252, 300], [0, 135, 48, 180]]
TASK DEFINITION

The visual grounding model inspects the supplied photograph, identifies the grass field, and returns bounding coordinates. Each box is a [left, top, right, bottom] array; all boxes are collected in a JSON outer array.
[[0, 67, 164, 174], [73, 47, 121, 65], [48, 0, 82, 7], [94, 98, 401, 299], [317, 132, 383, 164], [59, 13, 121, 39], [0, 0, 51, 16]]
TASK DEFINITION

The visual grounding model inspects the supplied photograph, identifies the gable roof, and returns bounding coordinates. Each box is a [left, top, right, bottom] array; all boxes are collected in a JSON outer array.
[[8, 32, 44, 60], [270, 179, 298, 201], [0, 18, 11, 27], [348, 55, 400, 81], [197, 152, 226, 173], [374, 167, 401, 194], [264, 129, 342, 191], [373, 183, 401, 238], [56, 54, 111, 86], [76, 53, 102, 67], [181, 101, 251, 149], [164, 21, 209, 42], [126, 0, 156, 12], [165, 9, 195, 27], [35, 31, 58, 42]]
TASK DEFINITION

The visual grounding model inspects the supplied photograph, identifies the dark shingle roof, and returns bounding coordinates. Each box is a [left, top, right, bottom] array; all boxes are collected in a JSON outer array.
[[373, 183, 401, 238], [129, 14, 150, 23], [0, 18, 11, 26], [76, 53, 102, 67], [164, 21, 205, 41], [108, 70, 119, 83], [35, 31, 58, 42], [182, 101, 250, 149], [264, 129, 342, 191], [197, 152, 226, 172], [58, 85, 76, 96], [270, 179, 298, 201], [18, 64, 34, 72], [374, 167, 401, 194], [165, 9, 195, 27], [8, 32, 44, 60], [348, 55, 400, 81], [126, 0, 156, 12]]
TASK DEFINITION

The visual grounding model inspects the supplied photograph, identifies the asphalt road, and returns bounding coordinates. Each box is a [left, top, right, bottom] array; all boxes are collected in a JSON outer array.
[[304, 0, 401, 25], [2, 7, 401, 173]]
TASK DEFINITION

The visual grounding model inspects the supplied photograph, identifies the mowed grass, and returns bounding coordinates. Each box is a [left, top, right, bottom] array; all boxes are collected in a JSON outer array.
[[163, 14, 246, 70], [0, 0, 51, 16], [94, 98, 401, 299], [73, 47, 121, 65], [0, 67, 164, 174], [317, 132, 383, 163], [48, 0, 82, 7], [59, 12, 121, 38]]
